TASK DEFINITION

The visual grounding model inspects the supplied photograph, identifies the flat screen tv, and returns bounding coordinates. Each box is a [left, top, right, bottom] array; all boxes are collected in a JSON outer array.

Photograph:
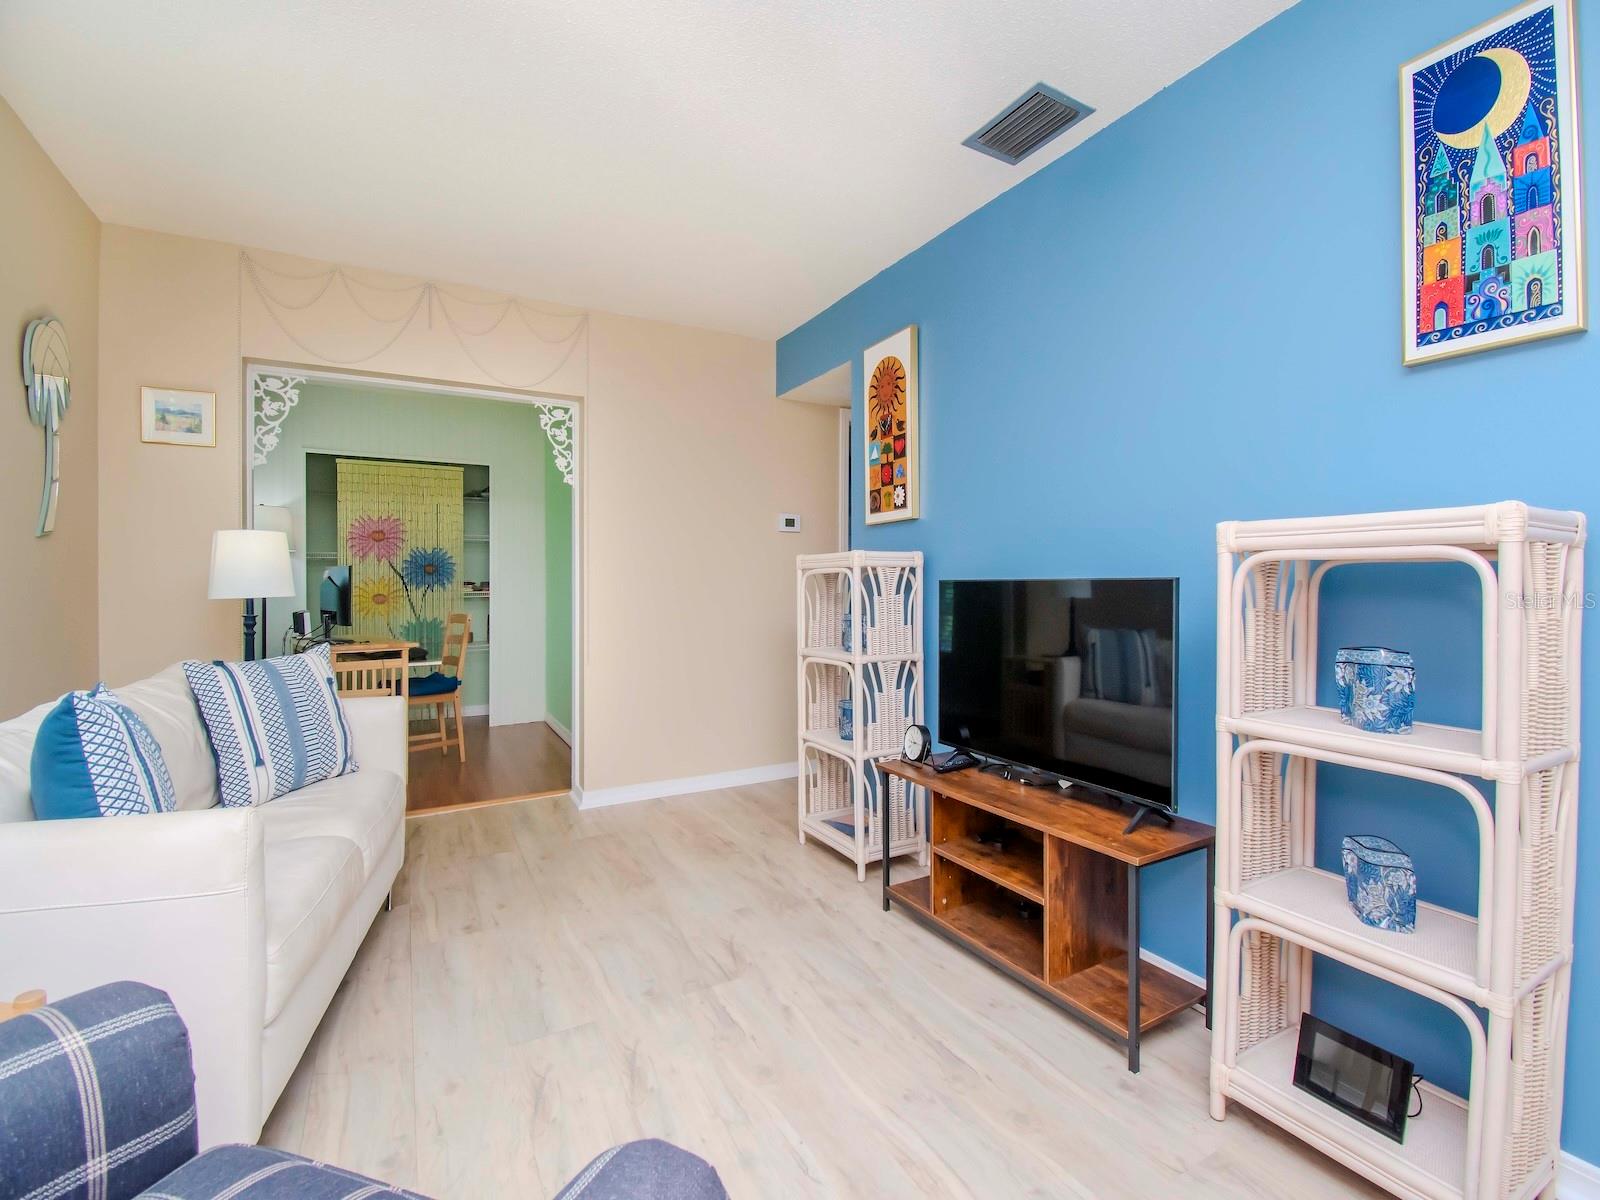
[[938, 578, 1177, 814]]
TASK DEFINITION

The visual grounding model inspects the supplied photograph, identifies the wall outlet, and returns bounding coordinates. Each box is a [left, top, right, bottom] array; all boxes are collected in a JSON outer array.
[[777, 513, 801, 532]]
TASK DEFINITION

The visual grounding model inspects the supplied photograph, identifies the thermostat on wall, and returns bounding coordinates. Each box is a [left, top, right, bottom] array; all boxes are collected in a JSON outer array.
[[777, 513, 801, 532]]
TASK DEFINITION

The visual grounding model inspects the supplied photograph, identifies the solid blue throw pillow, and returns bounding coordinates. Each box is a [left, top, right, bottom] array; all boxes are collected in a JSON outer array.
[[30, 684, 178, 820]]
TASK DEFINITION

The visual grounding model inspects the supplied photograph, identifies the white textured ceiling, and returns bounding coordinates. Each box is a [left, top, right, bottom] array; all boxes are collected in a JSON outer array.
[[0, 0, 1292, 338]]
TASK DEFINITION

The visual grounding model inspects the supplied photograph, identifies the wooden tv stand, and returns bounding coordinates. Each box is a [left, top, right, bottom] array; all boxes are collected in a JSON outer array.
[[878, 759, 1214, 1072]]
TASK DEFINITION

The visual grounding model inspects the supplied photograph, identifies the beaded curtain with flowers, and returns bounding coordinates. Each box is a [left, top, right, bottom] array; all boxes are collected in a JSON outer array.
[[336, 458, 464, 657]]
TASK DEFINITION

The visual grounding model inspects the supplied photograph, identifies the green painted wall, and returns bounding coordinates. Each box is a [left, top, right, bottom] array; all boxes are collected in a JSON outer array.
[[253, 381, 546, 723], [543, 445, 573, 733]]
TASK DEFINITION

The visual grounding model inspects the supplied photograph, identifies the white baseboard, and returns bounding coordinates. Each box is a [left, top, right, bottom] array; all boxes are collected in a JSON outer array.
[[577, 761, 798, 810], [546, 715, 573, 746], [1140, 948, 1206, 989], [1563, 1152, 1600, 1199]]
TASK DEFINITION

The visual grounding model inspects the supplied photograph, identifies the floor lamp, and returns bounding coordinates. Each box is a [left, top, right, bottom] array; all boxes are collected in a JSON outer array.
[[209, 530, 295, 661], [253, 504, 295, 659]]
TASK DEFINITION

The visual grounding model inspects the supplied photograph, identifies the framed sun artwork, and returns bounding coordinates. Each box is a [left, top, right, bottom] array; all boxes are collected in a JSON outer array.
[[863, 326, 919, 524], [1401, 0, 1584, 366]]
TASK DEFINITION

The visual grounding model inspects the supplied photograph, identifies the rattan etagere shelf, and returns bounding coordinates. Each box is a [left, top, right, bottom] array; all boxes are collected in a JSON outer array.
[[1210, 502, 1584, 1200], [797, 551, 927, 879]]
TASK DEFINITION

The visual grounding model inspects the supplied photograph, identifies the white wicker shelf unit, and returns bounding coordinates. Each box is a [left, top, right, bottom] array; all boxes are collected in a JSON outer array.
[[797, 551, 927, 880], [1210, 503, 1583, 1200]]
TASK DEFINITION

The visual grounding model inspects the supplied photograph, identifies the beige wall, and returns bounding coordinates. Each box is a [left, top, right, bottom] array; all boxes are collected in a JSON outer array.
[[98, 229, 241, 675], [0, 99, 100, 716], [97, 228, 837, 791], [583, 312, 836, 789]]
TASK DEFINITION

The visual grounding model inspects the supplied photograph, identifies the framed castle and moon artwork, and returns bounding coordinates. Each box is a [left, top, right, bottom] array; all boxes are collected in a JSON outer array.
[[1401, 0, 1584, 366], [863, 326, 919, 524]]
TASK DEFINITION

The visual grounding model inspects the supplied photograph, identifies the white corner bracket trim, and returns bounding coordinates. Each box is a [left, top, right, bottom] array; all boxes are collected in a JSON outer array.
[[250, 374, 306, 467], [536, 404, 575, 486], [1563, 1152, 1600, 1200], [577, 761, 798, 810]]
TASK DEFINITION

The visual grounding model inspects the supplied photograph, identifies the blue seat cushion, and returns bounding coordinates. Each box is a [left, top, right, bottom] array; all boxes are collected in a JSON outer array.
[[150, 1139, 725, 1200], [410, 672, 461, 697], [553, 1140, 727, 1199], [0, 982, 197, 1200], [148, 1145, 429, 1198]]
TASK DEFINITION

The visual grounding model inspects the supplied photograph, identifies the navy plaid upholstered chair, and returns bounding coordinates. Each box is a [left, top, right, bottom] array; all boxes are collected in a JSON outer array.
[[0, 982, 727, 1200]]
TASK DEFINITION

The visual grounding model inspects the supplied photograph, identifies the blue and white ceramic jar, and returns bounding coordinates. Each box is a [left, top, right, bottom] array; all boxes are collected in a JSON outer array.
[[1334, 646, 1416, 735], [838, 698, 854, 742], [1341, 835, 1417, 933], [841, 591, 869, 652]]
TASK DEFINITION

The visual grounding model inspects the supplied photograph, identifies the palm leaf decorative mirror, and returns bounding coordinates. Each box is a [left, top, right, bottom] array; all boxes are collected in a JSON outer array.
[[22, 317, 70, 537]]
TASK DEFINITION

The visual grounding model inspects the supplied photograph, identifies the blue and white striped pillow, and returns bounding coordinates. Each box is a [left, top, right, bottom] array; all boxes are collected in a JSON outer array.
[[30, 684, 178, 819], [182, 644, 357, 808]]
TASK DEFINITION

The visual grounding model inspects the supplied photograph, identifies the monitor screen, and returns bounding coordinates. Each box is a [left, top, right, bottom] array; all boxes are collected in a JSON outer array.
[[320, 565, 352, 628], [938, 578, 1177, 810]]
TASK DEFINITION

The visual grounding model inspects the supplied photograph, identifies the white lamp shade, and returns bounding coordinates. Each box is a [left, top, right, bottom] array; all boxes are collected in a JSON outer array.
[[209, 529, 295, 599], [254, 503, 295, 552]]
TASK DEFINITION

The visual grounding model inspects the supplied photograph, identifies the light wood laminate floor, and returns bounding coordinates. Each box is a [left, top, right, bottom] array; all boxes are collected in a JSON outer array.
[[261, 781, 1384, 1199], [406, 718, 571, 814]]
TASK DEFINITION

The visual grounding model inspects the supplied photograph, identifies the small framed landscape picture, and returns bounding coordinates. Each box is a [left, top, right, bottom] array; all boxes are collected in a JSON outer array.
[[1400, 0, 1585, 365], [140, 387, 216, 447]]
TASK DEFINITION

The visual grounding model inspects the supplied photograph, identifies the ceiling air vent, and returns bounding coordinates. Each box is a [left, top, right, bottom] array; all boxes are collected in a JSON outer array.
[[963, 83, 1093, 165]]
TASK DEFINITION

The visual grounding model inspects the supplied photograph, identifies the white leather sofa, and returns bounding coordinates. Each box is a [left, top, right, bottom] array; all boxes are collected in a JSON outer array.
[[0, 663, 406, 1149]]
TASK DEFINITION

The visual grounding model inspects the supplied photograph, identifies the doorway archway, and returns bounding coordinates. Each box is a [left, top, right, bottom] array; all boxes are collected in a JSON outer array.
[[244, 363, 582, 806]]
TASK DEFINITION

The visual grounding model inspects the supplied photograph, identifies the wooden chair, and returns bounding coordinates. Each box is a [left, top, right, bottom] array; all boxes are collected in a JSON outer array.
[[330, 642, 412, 699], [0, 990, 45, 1023], [408, 613, 470, 761]]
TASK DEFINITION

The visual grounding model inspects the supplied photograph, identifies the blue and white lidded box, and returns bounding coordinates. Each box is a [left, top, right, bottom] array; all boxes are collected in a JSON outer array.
[[1342, 834, 1417, 933], [1334, 646, 1415, 735]]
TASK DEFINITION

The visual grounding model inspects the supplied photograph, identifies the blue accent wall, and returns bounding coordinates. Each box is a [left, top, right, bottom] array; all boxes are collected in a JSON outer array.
[[778, 0, 1599, 1160]]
